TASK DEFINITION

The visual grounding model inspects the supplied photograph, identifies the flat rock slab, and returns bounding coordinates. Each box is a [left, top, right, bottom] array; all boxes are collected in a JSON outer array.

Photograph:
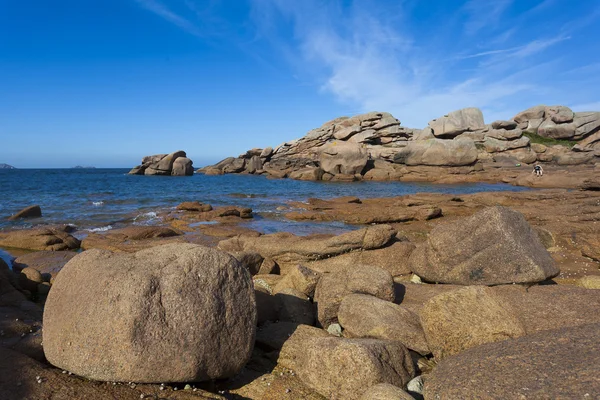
[[424, 322, 600, 399]]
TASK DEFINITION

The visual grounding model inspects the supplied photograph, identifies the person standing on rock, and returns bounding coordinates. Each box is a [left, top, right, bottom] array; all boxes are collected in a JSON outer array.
[[533, 164, 543, 177]]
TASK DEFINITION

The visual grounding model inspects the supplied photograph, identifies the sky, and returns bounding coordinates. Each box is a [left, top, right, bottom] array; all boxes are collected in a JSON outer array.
[[1, 0, 599, 168]]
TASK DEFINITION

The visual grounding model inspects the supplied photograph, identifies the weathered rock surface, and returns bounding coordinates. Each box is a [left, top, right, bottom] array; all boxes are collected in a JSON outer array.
[[314, 265, 394, 328], [200, 105, 598, 183], [359, 384, 415, 400], [81, 226, 184, 252], [284, 334, 415, 400], [338, 294, 429, 354], [320, 141, 368, 175], [0, 226, 80, 251], [409, 206, 559, 285], [8, 205, 42, 220], [128, 151, 194, 176], [43, 243, 257, 382], [420, 286, 525, 359], [428, 108, 485, 138], [424, 323, 600, 399], [218, 225, 396, 272], [393, 138, 478, 166]]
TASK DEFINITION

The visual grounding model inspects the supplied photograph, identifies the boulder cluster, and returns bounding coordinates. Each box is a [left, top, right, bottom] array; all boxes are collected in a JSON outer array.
[[200, 105, 600, 181], [128, 151, 194, 176], [1, 200, 599, 398]]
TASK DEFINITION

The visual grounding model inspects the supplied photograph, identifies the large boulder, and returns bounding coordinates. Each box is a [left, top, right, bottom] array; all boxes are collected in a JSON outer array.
[[513, 105, 546, 124], [288, 336, 415, 400], [314, 265, 394, 328], [409, 206, 559, 285], [424, 323, 600, 399], [8, 205, 42, 220], [43, 243, 256, 383], [319, 141, 368, 176], [359, 384, 414, 400], [338, 294, 429, 354], [428, 108, 485, 138], [171, 157, 194, 176], [393, 138, 478, 166], [420, 286, 525, 359]]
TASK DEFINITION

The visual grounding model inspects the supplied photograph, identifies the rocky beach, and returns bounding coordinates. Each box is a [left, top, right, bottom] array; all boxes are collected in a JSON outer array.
[[1, 105, 599, 399]]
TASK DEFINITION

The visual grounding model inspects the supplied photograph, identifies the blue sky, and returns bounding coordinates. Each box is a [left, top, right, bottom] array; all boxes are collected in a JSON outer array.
[[1, 0, 599, 168]]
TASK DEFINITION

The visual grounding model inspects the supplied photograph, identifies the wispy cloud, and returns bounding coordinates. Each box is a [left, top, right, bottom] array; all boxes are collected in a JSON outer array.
[[134, 0, 203, 37], [248, 0, 579, 126], [463, 0, 513, 35]]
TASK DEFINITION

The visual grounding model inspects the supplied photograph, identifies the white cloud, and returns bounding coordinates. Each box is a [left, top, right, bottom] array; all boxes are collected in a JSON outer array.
[[248, 1, 573, 127]]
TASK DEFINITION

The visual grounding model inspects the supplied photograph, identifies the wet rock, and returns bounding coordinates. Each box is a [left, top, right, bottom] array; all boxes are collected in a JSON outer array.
[[43, 243, 257, 382], [409, 206, 559, 285], [176, 201, 213, 212], [0, 227, 80, 251], [424, 323, 600, 399], [8, 205, 42, 220]]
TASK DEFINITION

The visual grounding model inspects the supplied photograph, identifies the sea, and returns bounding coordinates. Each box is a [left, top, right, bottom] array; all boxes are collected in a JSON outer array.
[[0, 168, 530, 238]]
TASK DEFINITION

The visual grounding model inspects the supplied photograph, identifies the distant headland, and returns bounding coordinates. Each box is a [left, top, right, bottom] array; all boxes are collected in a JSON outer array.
[[71, 166, 96, 169], [0, 163, 15, 169]]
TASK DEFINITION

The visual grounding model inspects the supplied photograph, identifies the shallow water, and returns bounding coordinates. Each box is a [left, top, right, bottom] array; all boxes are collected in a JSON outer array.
[[0, 169, 530, 235]]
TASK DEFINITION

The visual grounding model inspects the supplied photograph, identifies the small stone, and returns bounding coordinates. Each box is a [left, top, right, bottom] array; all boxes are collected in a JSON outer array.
[[327, 323, 343, 337], [407, 375, 424, 395], [184, 384, 192, 390], [62, 371, 67, 374], [286, 388, 292, 393]]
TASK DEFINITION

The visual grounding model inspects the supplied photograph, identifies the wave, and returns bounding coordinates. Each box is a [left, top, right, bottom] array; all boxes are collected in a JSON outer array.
[[92, 201, 104, 206], [133, 211, 162, 225], [87, 225, 112, 232]]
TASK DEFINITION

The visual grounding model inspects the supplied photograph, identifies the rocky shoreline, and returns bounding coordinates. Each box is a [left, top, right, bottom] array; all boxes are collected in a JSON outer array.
[[200, 105, 600, 189], [1, 182, 599, 399]]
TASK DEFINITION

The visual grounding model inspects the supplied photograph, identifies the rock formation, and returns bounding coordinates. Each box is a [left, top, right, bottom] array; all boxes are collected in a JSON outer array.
[[200, 105, 599, 181], [128, 151, 194, 176]]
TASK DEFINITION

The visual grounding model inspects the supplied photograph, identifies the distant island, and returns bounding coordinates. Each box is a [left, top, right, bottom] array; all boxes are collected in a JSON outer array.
[[71, 166, 96, 169], [0, 163, 15, 169]]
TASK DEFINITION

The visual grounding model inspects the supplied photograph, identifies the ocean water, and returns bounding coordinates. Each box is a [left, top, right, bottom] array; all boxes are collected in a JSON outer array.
[[0, 168, 530, 236]]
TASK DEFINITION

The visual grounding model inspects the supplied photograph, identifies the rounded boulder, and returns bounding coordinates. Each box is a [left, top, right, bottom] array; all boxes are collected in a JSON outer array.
[[42, 243, 257, 383]]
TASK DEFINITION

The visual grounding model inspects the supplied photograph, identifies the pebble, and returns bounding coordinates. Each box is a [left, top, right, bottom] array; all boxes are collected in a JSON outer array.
[[184, 384, 192, 390], [286, 388, 291, 393]]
